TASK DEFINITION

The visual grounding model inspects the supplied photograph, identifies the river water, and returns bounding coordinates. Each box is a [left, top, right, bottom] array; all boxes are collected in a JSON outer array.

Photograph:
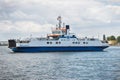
[[0, 46, 120, 80]]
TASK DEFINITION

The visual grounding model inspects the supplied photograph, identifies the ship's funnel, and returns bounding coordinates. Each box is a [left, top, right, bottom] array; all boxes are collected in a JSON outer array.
[[66, 25, 70, 35], [8, 39, 16, 48], [66, 25, 70, 29]]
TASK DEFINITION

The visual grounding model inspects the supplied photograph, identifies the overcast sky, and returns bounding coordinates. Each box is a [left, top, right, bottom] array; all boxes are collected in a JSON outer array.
[[0, 0, 120, 40]]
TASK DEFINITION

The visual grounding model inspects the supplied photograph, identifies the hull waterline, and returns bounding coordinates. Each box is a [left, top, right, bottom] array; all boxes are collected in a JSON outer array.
[[10, 46, 109, 52]]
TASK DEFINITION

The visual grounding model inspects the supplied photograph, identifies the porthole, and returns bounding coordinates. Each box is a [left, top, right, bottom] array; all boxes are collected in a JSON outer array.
[[47, 42, 49, 44], [83, 42, 85, 44]]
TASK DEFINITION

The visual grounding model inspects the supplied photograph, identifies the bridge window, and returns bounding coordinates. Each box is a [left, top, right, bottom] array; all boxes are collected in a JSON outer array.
[[83, 42, 85, 44]]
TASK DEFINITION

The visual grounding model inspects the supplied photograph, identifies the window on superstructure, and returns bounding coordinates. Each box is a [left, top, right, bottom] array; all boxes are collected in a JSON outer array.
[[83, 42, 85, 44], [56, 42, 61, 44], [73, 39, 75, 41], [62, 35, 64, 37], [83, 42, 88, 44], [59, 42, 61, 44], [56, 42, 58, 44], [72, 35, 76, 38], [47, 42, 49, 44], [90, 38, 95, 41], [50, 42, 52, 44]]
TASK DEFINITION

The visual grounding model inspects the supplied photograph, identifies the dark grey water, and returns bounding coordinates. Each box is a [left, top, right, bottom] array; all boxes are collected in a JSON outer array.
[[0, 46, 120, 80]]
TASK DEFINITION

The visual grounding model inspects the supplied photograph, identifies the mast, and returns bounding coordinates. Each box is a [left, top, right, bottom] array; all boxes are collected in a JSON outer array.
[[57, 16, 62, 28]]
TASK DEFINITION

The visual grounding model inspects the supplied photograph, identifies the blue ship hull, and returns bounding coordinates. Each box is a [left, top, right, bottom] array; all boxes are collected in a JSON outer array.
[[11, 46, 109, 52]]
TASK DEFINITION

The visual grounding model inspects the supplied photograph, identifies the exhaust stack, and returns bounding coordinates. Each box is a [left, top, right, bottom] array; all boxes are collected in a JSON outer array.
[[8, 40, 16, 48]]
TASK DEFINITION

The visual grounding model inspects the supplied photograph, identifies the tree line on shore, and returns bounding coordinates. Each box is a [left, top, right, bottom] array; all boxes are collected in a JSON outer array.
[[104, 35, 120, 45], [107, 36, 120, 42]]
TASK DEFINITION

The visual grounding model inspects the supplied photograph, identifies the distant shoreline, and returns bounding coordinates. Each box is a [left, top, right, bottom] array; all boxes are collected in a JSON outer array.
[[0, 45, 8, 46]]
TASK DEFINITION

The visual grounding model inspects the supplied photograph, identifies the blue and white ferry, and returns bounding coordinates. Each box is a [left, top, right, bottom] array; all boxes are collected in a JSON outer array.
[[8, 16, 109, 52]]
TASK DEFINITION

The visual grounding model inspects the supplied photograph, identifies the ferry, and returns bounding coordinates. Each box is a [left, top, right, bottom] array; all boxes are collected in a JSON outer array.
[[8, 16, 109, 52]]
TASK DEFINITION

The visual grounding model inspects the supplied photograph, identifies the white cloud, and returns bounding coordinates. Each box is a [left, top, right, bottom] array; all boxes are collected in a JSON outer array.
[[9, 10, 39, 20], [0, 0, 117, 23], [107, 5, 120, 15], [0, 20, 13, 32], [0, 20, 53, 33], [110, 0, 120, 3], [0, 0, 120, 40], [0, 20, 54, 40], [14, 21, 53, 33]]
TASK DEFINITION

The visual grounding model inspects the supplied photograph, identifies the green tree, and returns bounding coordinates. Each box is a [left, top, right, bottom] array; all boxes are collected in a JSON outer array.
[[107, 37, 110, 41], [117, 36, 120, 43], [110, 35, 116, 40], [107, 35, 116, 41]]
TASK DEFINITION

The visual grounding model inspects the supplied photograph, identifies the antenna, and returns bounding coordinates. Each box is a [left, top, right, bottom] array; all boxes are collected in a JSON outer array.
[[30, 34, 32, 39], [63, 23, 65, 27]]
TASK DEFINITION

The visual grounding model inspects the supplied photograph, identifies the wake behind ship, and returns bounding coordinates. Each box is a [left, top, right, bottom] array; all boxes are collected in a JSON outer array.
[[8, 16, 109, 52]]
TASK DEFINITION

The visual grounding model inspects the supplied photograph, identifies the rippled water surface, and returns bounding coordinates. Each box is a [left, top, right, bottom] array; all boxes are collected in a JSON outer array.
[[0, 46, 120, 80]]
